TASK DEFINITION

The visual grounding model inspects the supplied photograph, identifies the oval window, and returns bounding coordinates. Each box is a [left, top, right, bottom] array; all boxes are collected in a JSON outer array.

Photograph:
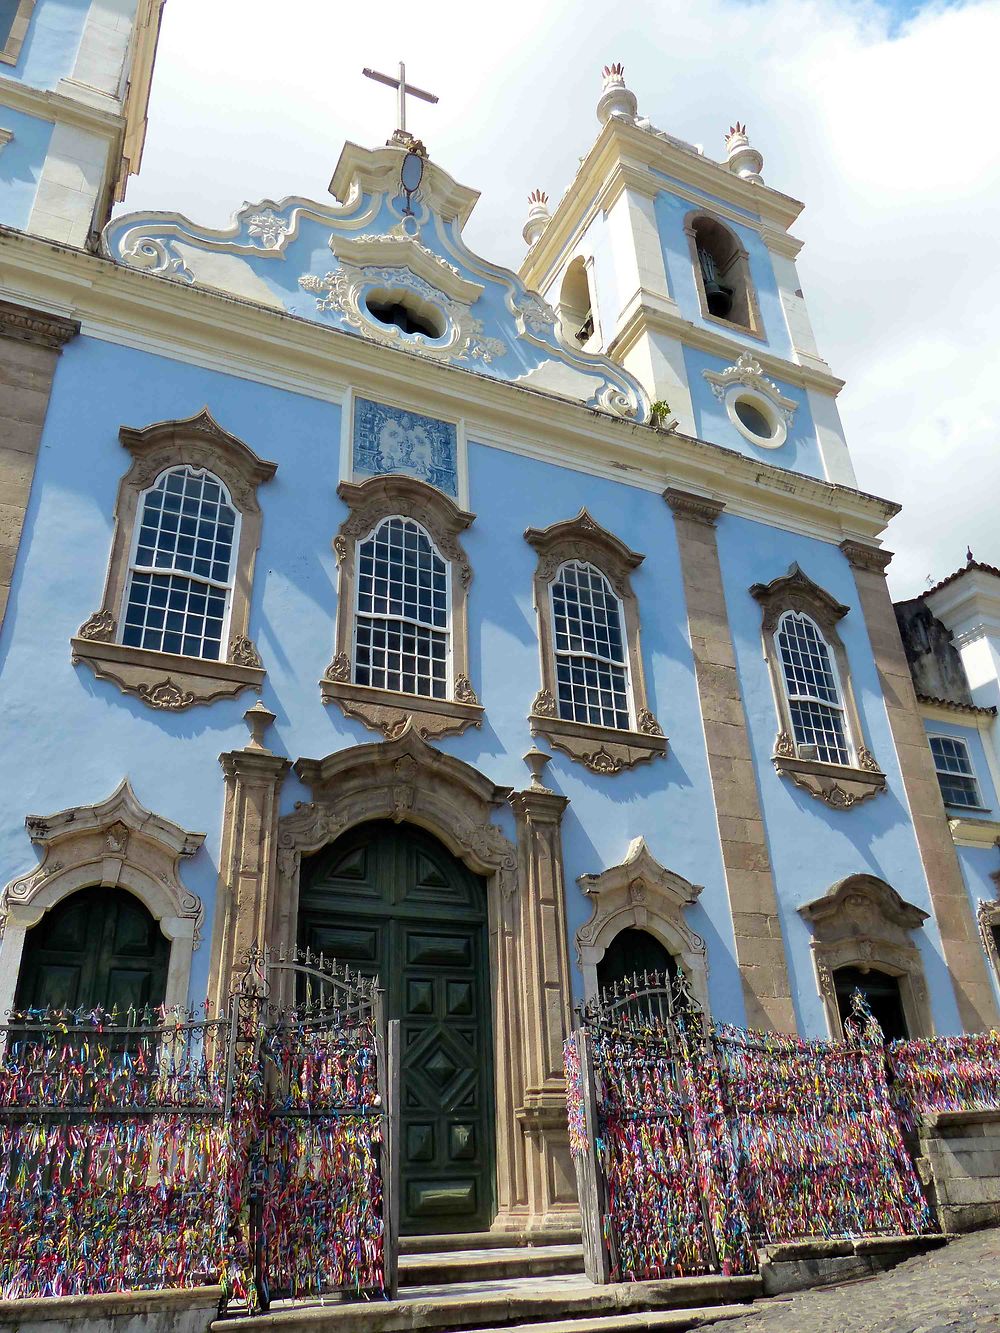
[[364, 290, 446, 341], [734, 397, 774, 439]]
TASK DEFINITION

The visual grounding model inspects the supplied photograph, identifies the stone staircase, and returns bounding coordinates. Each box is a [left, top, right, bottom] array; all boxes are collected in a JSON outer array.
[[219, 1233, 761, 1333]]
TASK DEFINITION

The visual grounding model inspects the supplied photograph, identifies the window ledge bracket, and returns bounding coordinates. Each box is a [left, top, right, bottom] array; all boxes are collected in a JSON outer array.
[[773, 750, 886, 810], [529, 712, 668, 775], [321, 678, 484, 741], [71, 637, 265, 710]]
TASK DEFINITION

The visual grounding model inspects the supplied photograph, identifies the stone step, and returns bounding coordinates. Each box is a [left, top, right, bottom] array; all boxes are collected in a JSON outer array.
[[472, 1306, 757, 1332], [217, 1272, 762, 1333], [399, 1232, 581, 1255], [398, 1245, 585, 1287]]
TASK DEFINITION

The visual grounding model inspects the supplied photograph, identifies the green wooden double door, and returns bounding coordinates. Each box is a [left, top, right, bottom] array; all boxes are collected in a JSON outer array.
[[298, 820, 495, 1235]]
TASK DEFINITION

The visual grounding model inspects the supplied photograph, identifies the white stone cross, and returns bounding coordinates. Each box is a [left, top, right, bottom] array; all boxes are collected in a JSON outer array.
[[362, 62, 438, 138]]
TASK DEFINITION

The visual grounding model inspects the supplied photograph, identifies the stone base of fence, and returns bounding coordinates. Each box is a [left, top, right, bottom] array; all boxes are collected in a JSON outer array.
[[758, 1234, 950, 1296], [918, 1109, 1000, 1233], [0, 1286, 224, 1333]]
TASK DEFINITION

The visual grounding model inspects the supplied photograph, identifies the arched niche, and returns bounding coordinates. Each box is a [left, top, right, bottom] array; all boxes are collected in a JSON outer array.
[[684, 210, 763, 337], [557, 256, 595, 346], [575, 837, 709, 1013], [799, 873, 933, 1039], [0, 779, 205, 1016]]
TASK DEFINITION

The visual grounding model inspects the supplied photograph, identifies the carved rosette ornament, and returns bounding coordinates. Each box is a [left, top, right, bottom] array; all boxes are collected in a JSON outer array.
[[70, 410, 275, 710], [322, 474, 484, 740], [525, 509, 667, 774], [751, 563, 886, 809]]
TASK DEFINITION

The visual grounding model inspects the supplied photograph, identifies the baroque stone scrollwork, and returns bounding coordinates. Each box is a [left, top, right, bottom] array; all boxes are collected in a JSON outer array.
[[799, 874, 933, 1039], [576, 837, 709, 1013], [525, 509, 667, 774], [0, 780, 206, 1016], [750, 563, 886, 809], [980, 893, 1000, 990], [70, 409, 277, 710], [321, 474, 484, 740]]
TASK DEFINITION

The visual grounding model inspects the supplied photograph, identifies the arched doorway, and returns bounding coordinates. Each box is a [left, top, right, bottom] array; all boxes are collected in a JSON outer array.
[[298, 819, 495, 1235], [14, 886, 170, 1013], [834, 966, 909, 1042]]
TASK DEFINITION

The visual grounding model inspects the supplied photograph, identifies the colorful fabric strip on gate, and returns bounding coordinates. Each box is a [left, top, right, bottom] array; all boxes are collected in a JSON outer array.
[[888, 1031, 1000, 1134]]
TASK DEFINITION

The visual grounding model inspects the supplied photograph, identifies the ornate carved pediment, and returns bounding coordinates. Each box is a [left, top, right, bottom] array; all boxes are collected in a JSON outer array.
[[524, 508, 643, 596], [750, 563, 849, 639], [2, 779, 206, 942], [800, 874, 928, 940], [576, 837, 708, 1010]]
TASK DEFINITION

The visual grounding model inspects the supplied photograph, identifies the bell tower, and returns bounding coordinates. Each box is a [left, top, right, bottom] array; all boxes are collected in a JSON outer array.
[[0, 0, 165, 249], [519, 65, 856, 487]]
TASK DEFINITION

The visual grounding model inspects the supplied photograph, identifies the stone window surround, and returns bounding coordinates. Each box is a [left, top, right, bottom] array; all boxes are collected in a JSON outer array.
[[980, 890, 1000, 991], [0, 778, 205, 1018], [0, 0, 35, 65], [575, 836, 709, 1014], [800, 873, 933, 1040], [71, 409, 277, 711], [750, 562, 887, 809], [525, 508, 667, 775], [683, 208, 766, 342], [321, 473, 484, 741]]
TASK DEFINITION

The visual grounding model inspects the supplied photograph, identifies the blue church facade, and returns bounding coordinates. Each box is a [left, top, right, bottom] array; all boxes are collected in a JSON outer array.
[[1, 12, 998, 1236]]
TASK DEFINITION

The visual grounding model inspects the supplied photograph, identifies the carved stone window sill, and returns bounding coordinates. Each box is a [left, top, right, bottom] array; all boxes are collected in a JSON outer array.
[[529, 713, 667, 775], [322, 678, 484, 741], [71, 638, 264, 710], [774, 752, 886, 809]]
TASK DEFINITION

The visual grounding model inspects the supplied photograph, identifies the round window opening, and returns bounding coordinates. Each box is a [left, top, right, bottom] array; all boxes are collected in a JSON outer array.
[[727, 390, 786, 449], [365, 290, 446, 341]]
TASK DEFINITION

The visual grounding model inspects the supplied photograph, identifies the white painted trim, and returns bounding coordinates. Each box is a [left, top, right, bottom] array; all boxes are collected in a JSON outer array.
[[0, 77, 123, 137], [947, 817, 1000, 848], [0, 128, 12, 154]]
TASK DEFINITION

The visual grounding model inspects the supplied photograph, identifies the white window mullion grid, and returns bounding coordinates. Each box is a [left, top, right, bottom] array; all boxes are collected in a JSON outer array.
[[352, 515, 451, 700], [774, 611, 853, 766], [549, 561, 634, 731], [929, 734, 984, 809], [119, 467, 239, 662]]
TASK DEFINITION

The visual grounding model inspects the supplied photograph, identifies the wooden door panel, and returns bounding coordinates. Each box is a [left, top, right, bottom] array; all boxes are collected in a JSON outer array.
[[299, 820, 494, 1234]]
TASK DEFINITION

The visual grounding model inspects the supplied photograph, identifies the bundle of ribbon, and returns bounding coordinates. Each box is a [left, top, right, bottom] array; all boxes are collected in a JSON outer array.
[[888, 1031, 1000, 1134]]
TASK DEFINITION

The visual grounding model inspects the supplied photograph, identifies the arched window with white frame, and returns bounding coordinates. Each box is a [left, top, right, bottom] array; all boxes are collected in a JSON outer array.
[[774, 610, 851, 765], [550, 559, 631, 730], [120, 465, 239, 662], [353, 514, 449, 700]]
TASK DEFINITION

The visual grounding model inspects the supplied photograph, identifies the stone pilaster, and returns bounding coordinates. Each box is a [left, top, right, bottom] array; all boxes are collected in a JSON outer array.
[[840, 540, 1000, 1032], [508, 783, 579, 1234], [665, 487, 797, 1032], [207, 705, 290, 1013], [0, 301, 79, 633]]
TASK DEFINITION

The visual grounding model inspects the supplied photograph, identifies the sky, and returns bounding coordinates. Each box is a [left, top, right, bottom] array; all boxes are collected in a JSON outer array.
[[117, 0, 1000, 599]]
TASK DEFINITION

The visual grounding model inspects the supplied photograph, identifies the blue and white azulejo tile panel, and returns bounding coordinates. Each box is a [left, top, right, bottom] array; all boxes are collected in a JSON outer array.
[[352, 397, 459, 499]]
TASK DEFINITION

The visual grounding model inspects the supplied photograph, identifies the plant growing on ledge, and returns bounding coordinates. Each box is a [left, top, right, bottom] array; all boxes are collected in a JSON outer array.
[[650, 400, 674, 430]]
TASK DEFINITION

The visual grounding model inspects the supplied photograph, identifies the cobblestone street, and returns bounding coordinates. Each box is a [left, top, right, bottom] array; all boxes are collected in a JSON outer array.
[[702, 1228, 1000, 1332]]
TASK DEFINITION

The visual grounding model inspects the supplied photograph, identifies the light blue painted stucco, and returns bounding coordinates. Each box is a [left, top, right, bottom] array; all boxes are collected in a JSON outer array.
[[922, 715, 998, 814], [955, 843, 1000, 1010], [716, 515, 965, 1037], [683, 343, 823, 478], [653, 186, 792, 362], [0, 334, 748, 1018], [1, 0, 89, 87], [0, 104, 51, 229]]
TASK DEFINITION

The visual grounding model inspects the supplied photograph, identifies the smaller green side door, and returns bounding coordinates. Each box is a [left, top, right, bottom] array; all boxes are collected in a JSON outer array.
[[14, 886, 170, 1013], [299, 821, 495, 1234]]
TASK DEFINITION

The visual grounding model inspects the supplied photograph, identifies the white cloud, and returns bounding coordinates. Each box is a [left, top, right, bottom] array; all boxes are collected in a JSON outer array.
[[119, 0, 1000, 597]]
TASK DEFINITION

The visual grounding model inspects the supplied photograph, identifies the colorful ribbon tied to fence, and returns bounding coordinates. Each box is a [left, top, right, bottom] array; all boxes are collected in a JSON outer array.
[[888, 1030, 1000, 1134]]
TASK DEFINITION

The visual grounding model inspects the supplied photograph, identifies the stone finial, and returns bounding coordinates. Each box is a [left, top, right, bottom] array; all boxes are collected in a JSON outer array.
[[725, 122, 764, 184], [522, 189, 551, 247], [597, 62, 638, 126], [523, 745, 554, 793], [243, 699, 276, 752]]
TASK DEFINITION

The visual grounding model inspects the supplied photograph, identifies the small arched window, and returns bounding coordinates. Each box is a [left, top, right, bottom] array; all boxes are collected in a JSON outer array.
[[121, 465, 238, 662], [551, 559, 631, 730], [558, 256, 595, 345], [686, 213, 762, 336], [354, 514, 449, 700], [775, 610, 850, 765]]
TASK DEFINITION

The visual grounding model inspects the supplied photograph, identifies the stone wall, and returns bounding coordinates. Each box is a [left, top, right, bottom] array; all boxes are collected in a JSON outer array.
[[0, 1286, 222, 1333], [918, 1109, 1000, 1232]]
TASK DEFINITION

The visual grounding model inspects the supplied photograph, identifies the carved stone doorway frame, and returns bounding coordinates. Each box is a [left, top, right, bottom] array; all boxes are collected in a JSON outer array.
[[257, 724, 576, 1235]]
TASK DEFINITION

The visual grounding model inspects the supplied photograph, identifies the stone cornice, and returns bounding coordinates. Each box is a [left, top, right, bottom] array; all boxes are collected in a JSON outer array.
[[0, 297, 79, 348], [520, 117, 803, 292], [663, 487, 725, 527], [609, 300, 843, 398], [0, 227, 900, 547], [840, 539, 894, 575], [0, 76, 123, 138]]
